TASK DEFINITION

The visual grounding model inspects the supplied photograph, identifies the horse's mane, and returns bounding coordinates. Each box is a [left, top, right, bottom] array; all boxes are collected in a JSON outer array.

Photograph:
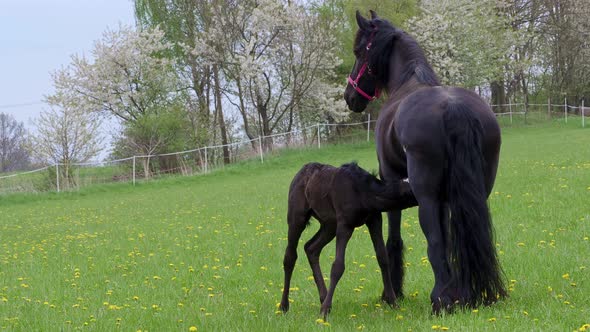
[[355, 18, 440, 88]]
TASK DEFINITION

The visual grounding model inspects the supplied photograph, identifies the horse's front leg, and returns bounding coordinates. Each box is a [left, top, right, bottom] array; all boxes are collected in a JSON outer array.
[[320, 224, 354, 319], [386, 209, 404, 298], [366, 213, 396, 306]]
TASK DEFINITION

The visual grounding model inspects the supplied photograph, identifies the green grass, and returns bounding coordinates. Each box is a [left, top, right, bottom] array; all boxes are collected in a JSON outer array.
[[1, 122, 589, 331]]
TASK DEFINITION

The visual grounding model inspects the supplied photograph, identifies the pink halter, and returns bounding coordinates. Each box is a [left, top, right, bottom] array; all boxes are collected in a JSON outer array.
[[347, 30, 380, 101]]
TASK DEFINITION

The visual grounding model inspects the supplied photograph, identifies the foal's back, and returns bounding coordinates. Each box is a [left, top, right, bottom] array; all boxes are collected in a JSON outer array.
[[289, 162, 376, 227]]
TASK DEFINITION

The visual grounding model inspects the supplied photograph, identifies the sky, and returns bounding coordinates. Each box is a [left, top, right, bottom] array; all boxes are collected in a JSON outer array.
[[0, 0, 135, 127]]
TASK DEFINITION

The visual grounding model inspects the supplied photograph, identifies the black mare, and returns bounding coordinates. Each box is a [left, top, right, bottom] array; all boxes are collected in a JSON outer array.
[[344, 11, 507, 313], [279, 162, 416, 318]]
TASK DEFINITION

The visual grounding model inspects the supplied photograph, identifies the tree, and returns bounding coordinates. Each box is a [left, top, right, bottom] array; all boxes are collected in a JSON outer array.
[[409, 0, 521, 88], [52, 25, 190, 161], [0, 113, 30, 172], [209, 0, 347, 150], [135, 0, 225, 156], [32, 102, 103, 188]]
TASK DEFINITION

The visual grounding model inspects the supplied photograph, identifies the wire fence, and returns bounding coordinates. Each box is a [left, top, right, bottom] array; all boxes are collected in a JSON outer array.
[[491, 98, 587, 127], [1, 100, 587, 196], [0, 119, 374, 195]]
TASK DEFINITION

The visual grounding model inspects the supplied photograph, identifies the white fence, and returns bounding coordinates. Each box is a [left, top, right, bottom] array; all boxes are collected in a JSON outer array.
[[0, 119, 375, 195], [491, 98, 587, 126], [1, 99, 587, 196]]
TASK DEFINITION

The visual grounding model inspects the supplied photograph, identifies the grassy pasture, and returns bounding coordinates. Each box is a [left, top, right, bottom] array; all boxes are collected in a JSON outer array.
[[0, 122, 589, 331]]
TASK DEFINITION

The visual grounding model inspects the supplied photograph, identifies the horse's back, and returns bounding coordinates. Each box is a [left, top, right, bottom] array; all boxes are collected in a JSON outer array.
[[394, 86, 501, 195], [394, 86, 499, 152]]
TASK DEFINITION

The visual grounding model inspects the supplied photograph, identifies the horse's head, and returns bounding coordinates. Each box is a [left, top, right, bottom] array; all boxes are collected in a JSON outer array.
[[344, 10, 382, 113]]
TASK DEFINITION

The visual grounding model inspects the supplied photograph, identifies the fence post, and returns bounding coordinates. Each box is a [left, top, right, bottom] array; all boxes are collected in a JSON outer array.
[[204, 147, 208, 173], [258, 136, 264, 163], [563, 97, 567, 123], [548, 97, 551, 120], [56, 163, 60, 193], [583, 99, 585, 128], [509, 98, 513, 124], [367, 113, 371, 142], [132, 156, 136, 186], [524, 99, 528, 124], [317, 124, 321, 149]]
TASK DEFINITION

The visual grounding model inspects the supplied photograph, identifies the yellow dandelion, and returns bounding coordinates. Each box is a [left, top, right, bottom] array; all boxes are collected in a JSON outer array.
[[316, 318, 325, 324], [396, 315, 403, 320], [441, 327, 449, 331], [350, 314, 357, 318], [488, 317, 496, 322], [432, 325, 441, 330], [189, 326, 198, 332], [562, 273, 570, 280]]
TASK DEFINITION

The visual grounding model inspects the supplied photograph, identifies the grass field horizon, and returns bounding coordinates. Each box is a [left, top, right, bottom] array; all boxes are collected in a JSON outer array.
[[1, 122, 589, 331]]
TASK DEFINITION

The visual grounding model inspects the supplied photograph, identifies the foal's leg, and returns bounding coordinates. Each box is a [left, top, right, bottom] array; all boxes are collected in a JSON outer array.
[[366, 213, 396, 306], [304, 223, 336, 304], [279, 209, 309, 312], [320, 224, 354, 319]]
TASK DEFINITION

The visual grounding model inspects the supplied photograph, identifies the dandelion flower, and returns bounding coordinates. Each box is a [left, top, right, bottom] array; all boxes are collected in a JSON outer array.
[[189, 326, 198, 332]]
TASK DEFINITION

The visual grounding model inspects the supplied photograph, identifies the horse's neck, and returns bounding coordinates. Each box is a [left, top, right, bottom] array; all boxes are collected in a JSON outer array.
[[385, 46, 439, 103], [389, 76, 428, 102]]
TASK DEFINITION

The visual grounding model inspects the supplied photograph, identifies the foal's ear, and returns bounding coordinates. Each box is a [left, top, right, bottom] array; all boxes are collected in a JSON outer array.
[[369, 10, 379, 20], [355, 10, 370, 30]]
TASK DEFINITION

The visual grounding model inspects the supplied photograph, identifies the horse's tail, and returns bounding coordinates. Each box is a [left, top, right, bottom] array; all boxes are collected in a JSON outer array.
[[442, 102, 507, 307]]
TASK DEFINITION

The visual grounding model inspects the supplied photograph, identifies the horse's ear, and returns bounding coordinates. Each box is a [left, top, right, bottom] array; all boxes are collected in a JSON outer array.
[[355, 10, 369, 30], [369, 10, 379, 20]]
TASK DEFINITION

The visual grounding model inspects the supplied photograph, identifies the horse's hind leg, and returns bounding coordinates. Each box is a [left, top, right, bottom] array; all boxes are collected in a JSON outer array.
[[366, 213, 396, 306], [304, 223, 336, 305], [279, 209, 310, 312], [405, 154, 454, 314], [320, 224, 354, 319]]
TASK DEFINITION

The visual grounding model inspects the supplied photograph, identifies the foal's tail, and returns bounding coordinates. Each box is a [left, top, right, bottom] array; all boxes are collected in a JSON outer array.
[[442, 103, 507, 307]]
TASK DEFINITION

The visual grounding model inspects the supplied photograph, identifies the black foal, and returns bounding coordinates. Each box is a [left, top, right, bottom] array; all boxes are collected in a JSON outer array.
[[279, 162, 417, 318]]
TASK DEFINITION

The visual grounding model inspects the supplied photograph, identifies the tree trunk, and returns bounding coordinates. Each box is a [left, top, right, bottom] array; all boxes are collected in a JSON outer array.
[[213, 64, 230, 164], [491, 80, 506, 113]]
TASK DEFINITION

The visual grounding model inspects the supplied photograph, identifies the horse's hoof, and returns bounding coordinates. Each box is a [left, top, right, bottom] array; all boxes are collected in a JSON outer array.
[[319, 306, 331, 319], [381, 295, 397, 307], [431, 297, 455, 315], [279, 303, 289, 313]]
